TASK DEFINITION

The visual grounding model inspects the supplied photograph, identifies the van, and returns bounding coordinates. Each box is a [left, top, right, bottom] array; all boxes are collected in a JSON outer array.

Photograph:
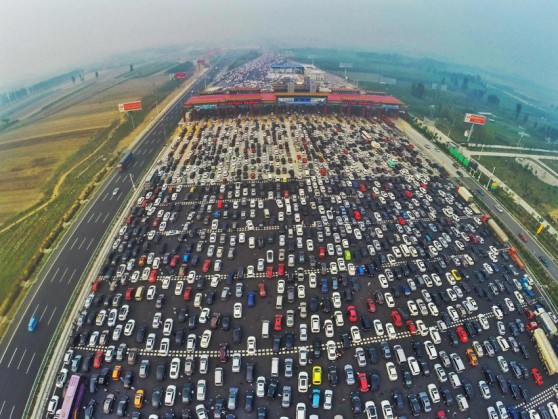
[[249, 237, 256, 249], [450, 353, 465, 374], [547, 401, 558, 419], [456, 394, 469, 412], [448, 372, 461, 389], [394, 345, 407, 365], [262, 320, 270, 338], [214, 367, 224, 386], [134, 286, 145, 301], [400, 244, 410, 257], [276, 295, 284, 310], [271, 357, 280, 377], [264, 209, 270, 219], [286, 203, 292, 215]]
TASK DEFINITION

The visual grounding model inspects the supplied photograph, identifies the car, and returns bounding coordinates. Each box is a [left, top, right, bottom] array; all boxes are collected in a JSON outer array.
[[381, 400, 394, 419], [298, 371, 309, 392], [478, 380, 491, 399], [386, 362, 398, 381], [532, 367, 544, 385], [347, 305, 358, 322], [46, 396, 59, 415], [351, 391, 363, 414]]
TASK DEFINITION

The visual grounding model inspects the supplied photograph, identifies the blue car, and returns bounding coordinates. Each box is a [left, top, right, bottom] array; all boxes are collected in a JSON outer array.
[[321, 278, 329, 294], [357, 265, 365, 276], [28, 316, 38, 332], [247, 292, 256, 308], [311, 389, 321, 408], [182, 253, 190, 263]]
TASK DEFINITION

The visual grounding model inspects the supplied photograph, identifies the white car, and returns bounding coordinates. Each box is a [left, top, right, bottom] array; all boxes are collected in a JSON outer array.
[[429, 327, 442, 344], [200, 330, 212, 348], [247, 336, 257, 355], [199, 308, 210, 324], [428, 383, 441, 403], [425, 340, 438, 360], [327, 340, 337, 361], [478, 314, 490, 330], [170, 357, 181, 379], [381, 400, 394, 419], [386, 362, 398, 381], [298, 372, 309, 393], [277, 280, 285, 294], [300, 324, 308, 342], [233, 303, 242, 319], [385, 293, 395, 307], [407, 300, 419, 316], [408, 357, 420, 376], [386, 323, 396, 339], [351, 326, 362, 343], [232, 353, 242, 372], [332, 292, 342, 308], [374, 319, 384, 336], [324, 320, 335, 338], [333, 311, 344, 327], [311, 315, 321, 333]]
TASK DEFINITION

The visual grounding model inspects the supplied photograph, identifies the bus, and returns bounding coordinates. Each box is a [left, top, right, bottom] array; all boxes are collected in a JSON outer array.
[[59, 374, 86, 419], [533, 328, 558, 375], [117, 151, 133, 172], [535, 309, 558, 337]]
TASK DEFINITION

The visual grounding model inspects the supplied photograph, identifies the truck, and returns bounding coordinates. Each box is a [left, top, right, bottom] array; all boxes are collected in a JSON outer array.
[[534, 308, 558, 337], [532, 328, 558, 375], [482, 214, 509, 245], [508, 248, 526, 270], [520, 277, 535, 298], [456, 186, 473, 203], [117, 151, 133, 172], [469, 203, 482, 215]]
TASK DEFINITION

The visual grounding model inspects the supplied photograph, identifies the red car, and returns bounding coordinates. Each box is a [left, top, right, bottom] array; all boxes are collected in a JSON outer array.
[[397, 216, 406, 225], [274, 314, 283, 331], [266, 266, 274, 279], [404, 190, 412, 198], [366, 298, 376, 313], [170, 255, 180, 268], [91, 279, 102, 293], [148, 269, 158, 284], [258, 283, 267, 298], [357, 372, 369, 393], [406, 320, 417, 336], [531, 367, 544, 385], [183, 287, 192, 301], [217, 200, 223, 209], [359, 184, 367, 193], [456, 326, 468, 343], [524, 307, 535, 320], [283, 190, 289, 198], [518, 232, 528, 242], [202, 259, 211, 273], [526, 321, 538, 331], [391, 311, 403, 327], [346, 306, 358, 323], [436, 411, 447, 419], [277, 264, 285, 277], [353, 211, 361, 221], [125, 287, 134, 301], [93, 350, 103, 369], [320, 168, 326, 176], [318, 246, 326, 259]]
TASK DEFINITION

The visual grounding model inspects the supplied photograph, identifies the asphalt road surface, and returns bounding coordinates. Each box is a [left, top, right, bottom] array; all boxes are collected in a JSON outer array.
[[0, 65, 222, 419]]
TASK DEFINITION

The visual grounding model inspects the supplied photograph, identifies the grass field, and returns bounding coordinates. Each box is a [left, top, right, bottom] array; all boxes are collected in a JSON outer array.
[[541, 159, 558, 175], [0, 61, 195, 314], [482, 156, 558, 218]]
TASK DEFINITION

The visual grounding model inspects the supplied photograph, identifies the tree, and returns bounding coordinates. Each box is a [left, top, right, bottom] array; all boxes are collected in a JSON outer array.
[[130, 64, 134, 72], [411, 82, 425, 99], [515, 102, 522, 119], [71, 75, 76, 85], [461, 77, 469, 91], [95, 71, 99, 79], [487, 94, 500, 106]]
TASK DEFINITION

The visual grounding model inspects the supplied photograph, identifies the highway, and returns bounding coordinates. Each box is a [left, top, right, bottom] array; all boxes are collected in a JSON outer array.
[[0, 65, 221, 419], [397, 120, 558, 291]]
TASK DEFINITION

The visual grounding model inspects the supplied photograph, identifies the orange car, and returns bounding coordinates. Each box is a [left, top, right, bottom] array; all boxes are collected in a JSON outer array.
[[466, 348, 478, 366], [112, 365, 122, 380], [134, 389, 144, 408]]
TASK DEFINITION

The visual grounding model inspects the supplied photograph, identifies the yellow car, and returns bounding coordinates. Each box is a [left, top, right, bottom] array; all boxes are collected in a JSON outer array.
[[112, 365, 122, 381], [466, 349, 478, 366], [312, 366, 322, 385], [134, 389, 144, 408], [451, 269, 462, 281]]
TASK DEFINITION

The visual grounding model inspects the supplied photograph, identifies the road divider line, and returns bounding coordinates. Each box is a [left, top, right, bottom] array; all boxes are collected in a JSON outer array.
[[69, 237, 79, 250], [39, 305, 48, 322], [59, 267, 68, 283], [78, 237, 87, 250], [47, 308, 57, 326], [67, 269, 77, 284], [26, 352, 36, 374], [85, 238, 95, 252], [6, 347, 18, 368], [16, 349, 27, 370]]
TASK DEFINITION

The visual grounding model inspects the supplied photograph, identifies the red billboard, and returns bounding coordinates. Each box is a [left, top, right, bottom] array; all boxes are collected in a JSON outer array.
[[118, 101, 142, 112], [175, 72, 186, 79], [464, 113, 486, 125]]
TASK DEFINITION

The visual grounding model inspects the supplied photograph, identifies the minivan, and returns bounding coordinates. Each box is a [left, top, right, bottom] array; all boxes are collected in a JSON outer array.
[[134, 286, 145, 301], [393, 345, 406, 365], [456, 394, 469, 412], [275, 296, 284, 310], [271, 357, 280, 377], [261, 320, 270, 338], [215, 367, 224, 386], [450, 353, 465, 373]]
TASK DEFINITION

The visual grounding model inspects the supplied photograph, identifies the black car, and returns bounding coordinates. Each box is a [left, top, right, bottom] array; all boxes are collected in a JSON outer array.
[[98, 368, 110, 386], [233, 326, 242, 344], [369, 369, 380, 391], [284, 331, 295, 349], [461, 378, 476, 399], [84, 399, 96, 419], [380, 341, 391, 359], [496, 375, 508, 394], [214, 398, 225, 417], [367, 344, 379, 364], [272, 335, 281, 353], [392, 388, 404, 410], [156, 362, 166, 381], [350, 391, 363, 414], [402, 367, 413, 388], [328, 365, 338, 386], [245, 389, 255, 412], [418, 359, 430, 376], [266, 379, 278, 399], [407, 393, 421, 416], [482, 365, 495, 385], [182, 383, 193, 404], [116, 396, 129, 417], [509, 380, 520, 399], [440, 386, 453, 405], [246, 362, 255, 383], [518, 384, 529, 401], [312, 338, 322, 358]]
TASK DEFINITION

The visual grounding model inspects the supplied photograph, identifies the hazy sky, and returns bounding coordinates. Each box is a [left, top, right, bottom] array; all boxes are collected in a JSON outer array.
[[1, 0, 557, 90]]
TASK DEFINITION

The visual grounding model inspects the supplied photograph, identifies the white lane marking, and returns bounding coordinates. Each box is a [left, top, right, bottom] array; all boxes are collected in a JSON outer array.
[[0, 400, 5, 417], [59, 267, 68, 283], [87, 212, 95, 223], [38, 305, 48, 321], [101, 193, 108, 202], [26, 352, 36, 374], [49, 267, 60, 283], [102, 212, 110, 224], [69, 237, 79, 250], [86, 238, 95, 251], [47, 307, 58, 325], [139, 160, 145, 168], [31, 304, 39, 317], [78, 237, 87, 250], [8, 405, 14, 419], [67, 269, 77, 284], [6, 348, 18, 368], [16, 349, 27, 370], [94, 212, 102, 223]]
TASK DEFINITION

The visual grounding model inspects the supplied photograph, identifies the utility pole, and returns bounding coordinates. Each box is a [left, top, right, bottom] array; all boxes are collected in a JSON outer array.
[[486, 166, 496, 188]]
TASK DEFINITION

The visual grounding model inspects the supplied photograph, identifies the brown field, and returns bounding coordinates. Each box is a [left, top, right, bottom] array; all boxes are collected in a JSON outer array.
[[0, 68, 173, 221]]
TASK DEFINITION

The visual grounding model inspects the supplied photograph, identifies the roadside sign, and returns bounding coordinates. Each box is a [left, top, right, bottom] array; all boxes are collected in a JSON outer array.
[[118, 101, 142, 112], [175, 72, 186, 79], [464, 113, 487, 125]]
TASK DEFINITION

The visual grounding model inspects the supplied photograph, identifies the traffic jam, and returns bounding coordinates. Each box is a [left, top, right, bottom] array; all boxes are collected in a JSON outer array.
[[48, 113, 558, 419]]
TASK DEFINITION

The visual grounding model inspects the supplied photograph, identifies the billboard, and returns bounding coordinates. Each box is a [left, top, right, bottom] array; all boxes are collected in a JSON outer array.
[[278, 97, 326, 104], [175, 72, 187, 79], [464, 113, 487, 125], [118, 101, 142, 112]]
